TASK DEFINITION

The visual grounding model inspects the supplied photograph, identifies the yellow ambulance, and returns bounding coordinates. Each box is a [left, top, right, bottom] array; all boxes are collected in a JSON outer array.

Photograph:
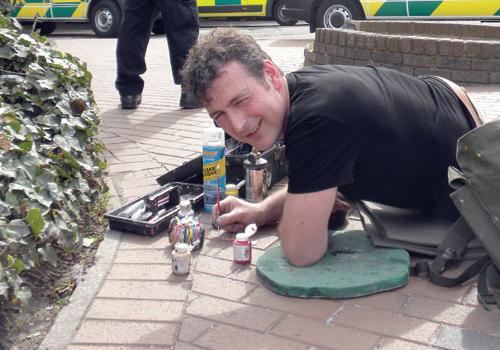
[[9, 0, 297, 37], [282, 0, 500, 32]]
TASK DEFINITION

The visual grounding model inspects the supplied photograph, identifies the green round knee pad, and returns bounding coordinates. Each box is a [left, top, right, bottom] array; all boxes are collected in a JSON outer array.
[[256, 231, 410, 298]]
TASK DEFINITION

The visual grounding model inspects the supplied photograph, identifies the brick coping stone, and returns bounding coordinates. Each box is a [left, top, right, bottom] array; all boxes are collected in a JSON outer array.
[[352, 20, 500, 40], [305, 20, 500, 84]]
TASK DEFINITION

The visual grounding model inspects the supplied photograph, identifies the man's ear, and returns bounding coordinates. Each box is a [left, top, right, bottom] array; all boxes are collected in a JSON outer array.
[[262, 60, 282, 91]]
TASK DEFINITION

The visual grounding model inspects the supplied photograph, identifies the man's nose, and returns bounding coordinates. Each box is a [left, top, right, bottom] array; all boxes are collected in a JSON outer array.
[[228, 109, 248, 135]]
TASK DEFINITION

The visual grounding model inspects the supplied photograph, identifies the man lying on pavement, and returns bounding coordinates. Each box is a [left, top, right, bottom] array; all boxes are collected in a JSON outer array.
[[181, 28, 480, 267]]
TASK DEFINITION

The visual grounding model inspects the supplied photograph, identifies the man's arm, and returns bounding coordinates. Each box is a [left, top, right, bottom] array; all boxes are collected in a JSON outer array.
[[279, 187, 337, 266]]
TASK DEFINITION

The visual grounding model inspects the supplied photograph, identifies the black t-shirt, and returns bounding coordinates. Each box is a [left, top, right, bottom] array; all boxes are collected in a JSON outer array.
[[285, 65, 472, 209]]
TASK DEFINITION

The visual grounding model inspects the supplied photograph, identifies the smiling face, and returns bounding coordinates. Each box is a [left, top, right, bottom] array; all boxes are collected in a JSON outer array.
[[204, 60, 289, 151]]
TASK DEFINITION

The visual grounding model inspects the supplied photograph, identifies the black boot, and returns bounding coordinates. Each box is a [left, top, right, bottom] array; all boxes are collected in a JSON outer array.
[[120, 94, 142, 109]]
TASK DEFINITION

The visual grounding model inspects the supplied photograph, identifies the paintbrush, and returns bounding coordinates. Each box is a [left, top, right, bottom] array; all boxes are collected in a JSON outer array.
[[216, 164, 221, 235]]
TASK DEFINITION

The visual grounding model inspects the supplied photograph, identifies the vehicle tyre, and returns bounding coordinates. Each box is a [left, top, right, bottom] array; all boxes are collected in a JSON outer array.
[[36, 22, 58, 36], [315, 0, 362, 29], [273, 0, 298, 26], [90, 0, 122, 38], [152, 19, 165, 35]]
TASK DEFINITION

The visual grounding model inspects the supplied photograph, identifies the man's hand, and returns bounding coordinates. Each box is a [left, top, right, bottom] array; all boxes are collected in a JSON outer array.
[[212, 196, 263, 233], [212, 187, 287, 233], [333, 191, 351, 214]]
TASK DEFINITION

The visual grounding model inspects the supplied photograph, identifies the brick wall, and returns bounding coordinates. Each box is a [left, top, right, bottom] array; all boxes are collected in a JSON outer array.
[[304, 21, 500, 84]]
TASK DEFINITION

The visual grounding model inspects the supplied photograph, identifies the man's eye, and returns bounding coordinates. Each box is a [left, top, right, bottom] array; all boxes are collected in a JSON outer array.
[[213, 113, 224, 124], [237, 98, 248, 106]]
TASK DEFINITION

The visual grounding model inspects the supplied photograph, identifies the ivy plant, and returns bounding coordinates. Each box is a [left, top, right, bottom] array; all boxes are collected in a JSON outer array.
[[0, 4, 106, 308]]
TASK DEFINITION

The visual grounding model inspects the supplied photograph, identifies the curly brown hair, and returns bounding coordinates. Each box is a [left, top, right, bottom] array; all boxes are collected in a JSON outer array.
[[181, 28, 278, 104]]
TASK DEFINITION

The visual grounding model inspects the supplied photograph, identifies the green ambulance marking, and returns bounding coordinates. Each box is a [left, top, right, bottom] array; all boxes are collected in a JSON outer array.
[[374, 1, 407, 16], [215, 0, 241, 5], [49, 4, 79, 18], [408, 1, 442, 16], [10, 7, 21, 17], [496, 9, 500, 16]]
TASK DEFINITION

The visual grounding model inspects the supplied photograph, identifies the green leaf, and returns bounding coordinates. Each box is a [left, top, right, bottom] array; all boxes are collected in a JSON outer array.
[[6, 220, 31, 238], [0, 282, 8, 298], [54, 134, 82, 153], [37, 79, 54, 90], [2, 111, 20, 132], [18, 33, 37, 46], [15, 285, 31, 306], [17, 139, 32, 151], [11, 258, 24, 273], [46, 182, 64, 201], [4, 190, 25, 206], [0, 200, 11, 217], [0, 45, 13, 59], [7, 255, 15, 267], [38, 245, 57, 267], [97, 159, 107, 171], [27, 62, 45, 76], [35, 167, 55, 187], [27, 208, 44, 239]]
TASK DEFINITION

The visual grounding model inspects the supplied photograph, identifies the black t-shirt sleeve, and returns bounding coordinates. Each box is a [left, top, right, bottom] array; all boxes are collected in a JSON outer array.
[[286, 116, 360, 194]]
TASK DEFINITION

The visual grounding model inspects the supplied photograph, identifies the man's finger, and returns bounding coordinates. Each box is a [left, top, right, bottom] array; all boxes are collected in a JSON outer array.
[[220, 222, 245, 233], [218, 206, 248, 228], [212, 196, 233, 221], [335, 199, 351, 212]]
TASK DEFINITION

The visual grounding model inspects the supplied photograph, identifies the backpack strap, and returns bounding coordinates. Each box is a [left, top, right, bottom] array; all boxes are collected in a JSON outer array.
[[411, 216, 490, 287], [478, 263, 500, 308]]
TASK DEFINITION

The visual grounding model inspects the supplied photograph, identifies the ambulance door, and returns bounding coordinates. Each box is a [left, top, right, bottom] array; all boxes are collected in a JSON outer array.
[[364, 0, 409, 19], [49, 0, 88, 20], [408, 0, 499, 18], [10, 0, 51, 20]]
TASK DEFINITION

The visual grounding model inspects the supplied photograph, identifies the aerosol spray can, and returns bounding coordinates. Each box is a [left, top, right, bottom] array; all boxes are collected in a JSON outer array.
[[202, 127, 226, 213], [243, 148, 268, 203]]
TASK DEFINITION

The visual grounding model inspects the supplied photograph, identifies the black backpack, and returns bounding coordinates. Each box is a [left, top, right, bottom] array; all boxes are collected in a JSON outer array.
[[411, 120, 500, 309]]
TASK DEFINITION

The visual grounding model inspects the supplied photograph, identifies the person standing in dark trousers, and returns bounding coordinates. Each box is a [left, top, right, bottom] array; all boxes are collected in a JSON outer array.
[[115, 0, 200, 109]]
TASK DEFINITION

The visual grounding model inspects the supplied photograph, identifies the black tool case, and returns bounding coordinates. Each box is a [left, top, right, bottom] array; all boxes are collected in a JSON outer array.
[[105, 182, 204, 236], [106, 140, 287, 236]]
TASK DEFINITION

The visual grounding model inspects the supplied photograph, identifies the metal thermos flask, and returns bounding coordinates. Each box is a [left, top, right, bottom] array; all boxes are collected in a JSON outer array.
[[243, 148, 268, 203]]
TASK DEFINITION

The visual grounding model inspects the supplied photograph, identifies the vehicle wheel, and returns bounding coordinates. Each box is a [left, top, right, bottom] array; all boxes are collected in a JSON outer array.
[[36, 22, 58, 36], [152, 19, 165, 35], [315, 0, 362, 29], [90, 0, 122, 38], [273, 0, 298, 26]]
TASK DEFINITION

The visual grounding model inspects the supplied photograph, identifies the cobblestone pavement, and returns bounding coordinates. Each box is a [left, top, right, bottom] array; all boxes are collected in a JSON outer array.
[[40, 22, 500, 350]]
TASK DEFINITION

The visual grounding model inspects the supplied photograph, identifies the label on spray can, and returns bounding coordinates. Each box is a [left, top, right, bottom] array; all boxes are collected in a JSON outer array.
[[203, 128, 226, 213]]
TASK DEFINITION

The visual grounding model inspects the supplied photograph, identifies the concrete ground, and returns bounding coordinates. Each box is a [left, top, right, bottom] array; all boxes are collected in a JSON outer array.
[[39, 21, 500, 350]]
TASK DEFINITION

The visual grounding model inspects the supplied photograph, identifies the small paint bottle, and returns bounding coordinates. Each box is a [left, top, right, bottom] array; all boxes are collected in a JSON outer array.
[[171, 243, 191, 275], [225, 183, 239, 197], [233, 233, 252, 264]]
